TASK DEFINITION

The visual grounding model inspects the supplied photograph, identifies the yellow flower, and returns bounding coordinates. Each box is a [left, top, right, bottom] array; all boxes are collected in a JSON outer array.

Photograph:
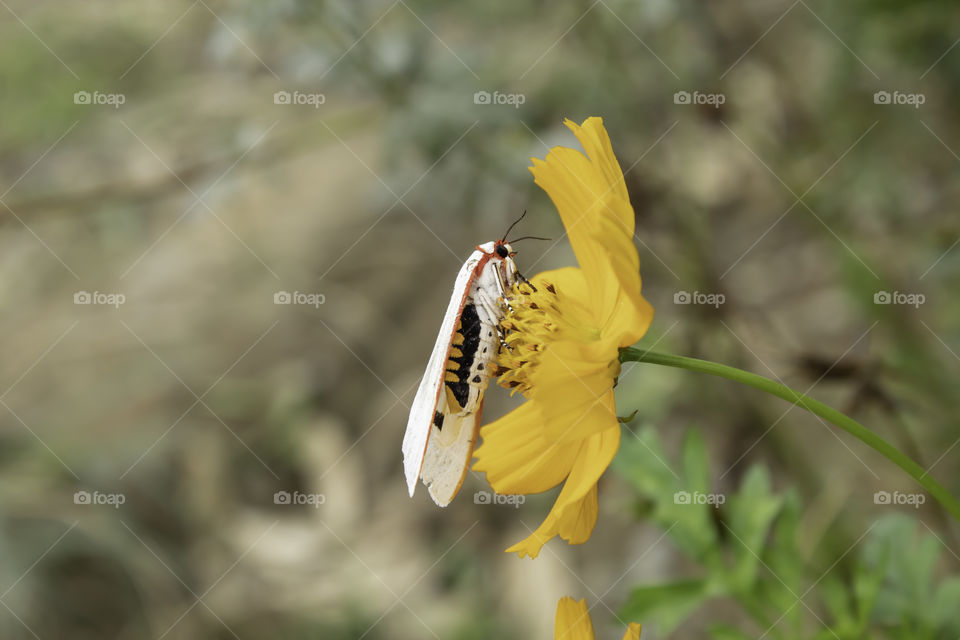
[[554, 596, 642, 640], [472, 117, 653, 558]]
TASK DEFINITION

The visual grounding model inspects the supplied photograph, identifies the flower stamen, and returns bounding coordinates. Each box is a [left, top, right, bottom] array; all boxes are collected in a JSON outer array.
[[496, 280, 563, 396]]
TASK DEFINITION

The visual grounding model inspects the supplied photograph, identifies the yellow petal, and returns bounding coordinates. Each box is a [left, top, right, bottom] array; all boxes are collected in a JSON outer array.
[[554, 597, 596, 640], [529, 267, 596, 331], [529, 168, 626, 324], [556, 483, 598, 544], [565, 117, 631, 208], [560, 426, 620, 507], [532, 375, 617, 445], [507, 427, 619, 558], [530, 117, 641, 326], [622, 623, 643, 640], [593, 213, 653, 345], [530, 266, 587, 296], [526, 266, 629, 364], [473, 401, 579, 494], [523, 269, 624, 445]]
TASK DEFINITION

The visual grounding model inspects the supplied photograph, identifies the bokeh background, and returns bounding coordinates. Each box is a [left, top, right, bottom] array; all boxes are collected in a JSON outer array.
[[1, 1, 959, 638]]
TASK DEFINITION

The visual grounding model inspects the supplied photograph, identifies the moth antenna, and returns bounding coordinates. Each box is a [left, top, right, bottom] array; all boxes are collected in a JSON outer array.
[[501, 210, 527, 241], [508, 235, 551, 243]]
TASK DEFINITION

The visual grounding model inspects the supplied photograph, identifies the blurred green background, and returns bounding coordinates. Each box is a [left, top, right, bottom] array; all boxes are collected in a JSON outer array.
[[1, 0, 958, 638]]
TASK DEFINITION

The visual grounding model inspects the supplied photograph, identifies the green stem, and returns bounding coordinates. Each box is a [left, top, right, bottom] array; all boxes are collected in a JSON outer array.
[[619, 348, 960, 525]]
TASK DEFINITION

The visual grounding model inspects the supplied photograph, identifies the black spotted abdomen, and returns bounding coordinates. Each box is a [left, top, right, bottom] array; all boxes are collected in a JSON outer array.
[[443, 302, 499, 419]]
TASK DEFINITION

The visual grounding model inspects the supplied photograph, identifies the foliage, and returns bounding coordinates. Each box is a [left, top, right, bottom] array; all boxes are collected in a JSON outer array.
[[614, 426, 960, 639]]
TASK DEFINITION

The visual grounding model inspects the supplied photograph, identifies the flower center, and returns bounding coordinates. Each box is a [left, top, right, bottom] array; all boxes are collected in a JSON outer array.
[[496, 280, 567, 396]]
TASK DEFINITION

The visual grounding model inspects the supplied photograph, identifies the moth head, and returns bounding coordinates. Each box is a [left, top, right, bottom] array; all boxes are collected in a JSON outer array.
[[496, 210, 548, 258]]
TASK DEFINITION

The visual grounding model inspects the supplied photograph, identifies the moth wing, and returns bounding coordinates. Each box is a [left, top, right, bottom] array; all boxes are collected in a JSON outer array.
[[420, 399, 483, 507], [402, 249, 484, 498]]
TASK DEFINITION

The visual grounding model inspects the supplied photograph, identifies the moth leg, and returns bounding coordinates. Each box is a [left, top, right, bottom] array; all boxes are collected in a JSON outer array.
[[475, 287, 502, 323], [516, 270, 537, 293], [476, 288, 513, 353], [496, 324, 511, 353], [492, 264, 516, 313]]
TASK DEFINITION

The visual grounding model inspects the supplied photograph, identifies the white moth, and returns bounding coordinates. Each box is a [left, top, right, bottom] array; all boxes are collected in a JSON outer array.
[[402, 238, 519, 506]]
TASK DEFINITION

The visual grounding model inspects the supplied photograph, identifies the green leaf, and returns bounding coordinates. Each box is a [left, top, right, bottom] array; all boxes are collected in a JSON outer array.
[[666, 451, 722, 563], [620, 579, 710, 635], [931, 577, 960, 634], [613, 426, 678, 498], [762, 490, 804, 634], [852, 537, 888, 633], [725, 466, 784, 591], [862, 515, 937, 631], [681, 428, 710, 494], [820, 575, 856, 632], [613, 426, 718, 562]]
